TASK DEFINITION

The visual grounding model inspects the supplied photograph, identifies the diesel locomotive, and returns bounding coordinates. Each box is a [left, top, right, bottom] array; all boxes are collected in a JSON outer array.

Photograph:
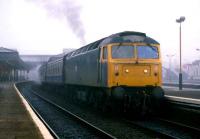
[[39, 31, 164, 113]]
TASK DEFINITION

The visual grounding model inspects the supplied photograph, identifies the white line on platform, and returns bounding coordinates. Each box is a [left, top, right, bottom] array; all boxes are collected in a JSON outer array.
[[14, 84, 54, 139], [165, 95, 200, 105]]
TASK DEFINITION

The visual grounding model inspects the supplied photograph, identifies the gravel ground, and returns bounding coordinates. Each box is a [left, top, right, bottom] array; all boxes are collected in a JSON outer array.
[[23, 83, 158, 139]]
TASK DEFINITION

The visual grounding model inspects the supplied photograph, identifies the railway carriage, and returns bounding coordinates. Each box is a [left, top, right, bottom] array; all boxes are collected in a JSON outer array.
[[43, 56, 64, 84]]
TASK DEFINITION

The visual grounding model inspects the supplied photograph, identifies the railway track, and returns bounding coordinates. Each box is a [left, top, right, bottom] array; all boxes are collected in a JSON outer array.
[[16, 82, 200, 139], [31, 90, 117, 139], [124, 117, 200, 139], [33, 89, 200, 139], [17, 82, 166, 139], [123, 93, 200, 138], [17, 85, 116, 139], [157, 118, 200, 135], [15, 84, 59, 139]]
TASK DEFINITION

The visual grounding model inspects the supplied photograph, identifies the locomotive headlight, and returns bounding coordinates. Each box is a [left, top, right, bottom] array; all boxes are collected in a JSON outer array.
[[125, 69, 129, 73], [144, 69, 148, 73]]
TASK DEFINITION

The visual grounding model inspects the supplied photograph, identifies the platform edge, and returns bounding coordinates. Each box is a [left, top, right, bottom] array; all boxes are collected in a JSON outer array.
[[13, 83, 54, 139]]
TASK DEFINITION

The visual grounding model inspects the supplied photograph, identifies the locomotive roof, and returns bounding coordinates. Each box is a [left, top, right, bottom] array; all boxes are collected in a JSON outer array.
[[98, 31, 159, 47], [44, 31, 160, 65], [64, 31, 160, 58]]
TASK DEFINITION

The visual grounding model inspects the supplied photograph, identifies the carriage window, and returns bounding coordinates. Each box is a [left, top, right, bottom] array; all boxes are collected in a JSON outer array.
[[137, 46, 158, 59], [103, 47, 107, 59], [112, 46, 134, 59]]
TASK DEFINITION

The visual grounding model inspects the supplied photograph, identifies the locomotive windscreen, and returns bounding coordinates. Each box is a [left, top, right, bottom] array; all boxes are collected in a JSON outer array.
[[111, 45, 159, 59], [137, 46, 158, 59], [112, 46, 135, 59]]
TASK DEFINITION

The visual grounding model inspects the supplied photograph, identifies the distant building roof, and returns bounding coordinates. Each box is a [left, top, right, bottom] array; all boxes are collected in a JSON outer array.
[[192, 60, 200, 65], [0, 47, 28, 70]]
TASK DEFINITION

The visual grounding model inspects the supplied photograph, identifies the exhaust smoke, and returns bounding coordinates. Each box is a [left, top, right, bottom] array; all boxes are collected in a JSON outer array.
[[27, 0, 86, 45]]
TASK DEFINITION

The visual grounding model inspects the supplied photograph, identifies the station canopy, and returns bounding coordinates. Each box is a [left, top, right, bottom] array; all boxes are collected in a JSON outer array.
[[0, 47, 28, 70]]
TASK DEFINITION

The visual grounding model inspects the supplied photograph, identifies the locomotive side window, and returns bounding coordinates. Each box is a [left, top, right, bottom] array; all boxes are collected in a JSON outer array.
[[103, 47, 107, 59], [137, 46, 158, 59], [112, 46, 134, 59]]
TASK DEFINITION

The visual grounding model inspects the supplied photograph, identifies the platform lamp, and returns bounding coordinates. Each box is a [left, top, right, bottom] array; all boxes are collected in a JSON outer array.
[[176, 16, 185, 90]]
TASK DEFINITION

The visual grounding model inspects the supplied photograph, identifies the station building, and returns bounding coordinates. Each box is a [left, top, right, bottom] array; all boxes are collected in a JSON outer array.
[[0, 47, 28, 82], [184, 60, 200, 80]]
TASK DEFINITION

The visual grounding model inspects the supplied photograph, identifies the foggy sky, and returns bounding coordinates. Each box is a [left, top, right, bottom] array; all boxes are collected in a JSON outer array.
[[0, 0, 200, 66]]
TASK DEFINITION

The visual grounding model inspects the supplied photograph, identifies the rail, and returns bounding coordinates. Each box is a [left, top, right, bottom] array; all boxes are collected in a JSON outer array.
[[31, 90, 117, 139], [124, 119, 177, 139], [124, 118, 200, 139]]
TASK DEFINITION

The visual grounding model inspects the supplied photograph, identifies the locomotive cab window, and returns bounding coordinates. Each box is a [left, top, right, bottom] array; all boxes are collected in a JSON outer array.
[[112, 45, 135, 59], [137, 46, 159, 59]]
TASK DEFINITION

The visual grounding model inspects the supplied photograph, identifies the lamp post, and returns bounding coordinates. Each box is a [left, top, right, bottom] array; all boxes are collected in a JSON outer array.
[[166, 54, 175, 82], [176, 16, 185, 90]]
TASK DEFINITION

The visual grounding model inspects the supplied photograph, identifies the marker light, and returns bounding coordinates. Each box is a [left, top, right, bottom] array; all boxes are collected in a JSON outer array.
[[114, 65, 119, 76], [114, 65, 119, 72]]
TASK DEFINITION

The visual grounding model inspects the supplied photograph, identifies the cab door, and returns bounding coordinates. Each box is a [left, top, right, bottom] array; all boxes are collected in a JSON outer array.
[[99, 46, 108, 87]]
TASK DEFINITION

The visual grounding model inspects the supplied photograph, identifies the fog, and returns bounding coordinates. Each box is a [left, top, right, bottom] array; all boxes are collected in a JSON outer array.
[[28, 65, 41, 83], [0, 0, 200, 65]]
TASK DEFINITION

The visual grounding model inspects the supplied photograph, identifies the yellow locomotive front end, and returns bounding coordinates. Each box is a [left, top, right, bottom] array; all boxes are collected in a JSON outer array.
[[101, 40, 164, 113], [106, 43, 162, 88]]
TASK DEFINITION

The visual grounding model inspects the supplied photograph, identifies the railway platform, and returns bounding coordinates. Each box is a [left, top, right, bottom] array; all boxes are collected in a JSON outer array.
[[163, 86, 200, 99], [0, 83, 50, 139]]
